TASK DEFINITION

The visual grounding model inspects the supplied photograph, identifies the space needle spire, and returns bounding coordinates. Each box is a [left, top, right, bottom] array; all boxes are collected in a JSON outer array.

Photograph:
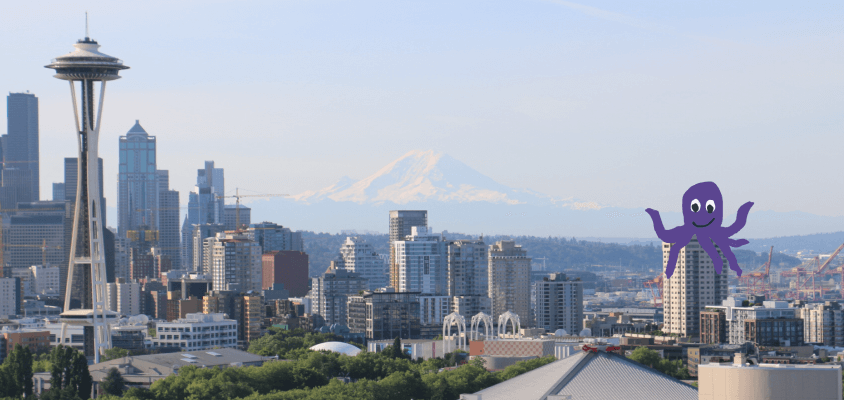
[[46, 22, 129, 363]]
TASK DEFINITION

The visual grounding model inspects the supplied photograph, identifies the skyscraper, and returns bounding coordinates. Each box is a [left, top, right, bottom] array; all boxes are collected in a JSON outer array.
[[310, 263, 367, 326], [224, 204, 250, 231], [208, 232, 262, 292], [182, 161, 225, 270], [393, 226, 446, 295], [389, 210, 427, 288], [157, 171, 181, 270], [446, 237, 490, 319], [262, 251, 309, 296], [52, 183, 65, 201], [4, 92, 39, 201], [117, 121, 158, 240], [335, 236, 388, 290], [661, 236, 728, 337], [246, 222, 303, 253], [488, 240, 531, 323]]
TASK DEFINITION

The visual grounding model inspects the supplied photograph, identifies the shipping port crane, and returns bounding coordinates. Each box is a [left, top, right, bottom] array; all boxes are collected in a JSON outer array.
[[644, 275, 663, 307], [739, 246, 774, 297], [217, 188, 288, 231]]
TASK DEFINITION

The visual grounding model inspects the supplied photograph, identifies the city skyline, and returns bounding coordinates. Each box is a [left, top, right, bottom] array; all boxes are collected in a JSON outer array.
[[0, 1, 841, 236]]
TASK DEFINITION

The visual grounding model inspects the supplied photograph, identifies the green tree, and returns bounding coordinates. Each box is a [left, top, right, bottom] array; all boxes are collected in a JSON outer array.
[[101, 367, 128, 396], [627, 346, 661, 369], [1, 343, 34, 398], [392, 337, 402, 359], [48, 345, 92, 400], [103, 347, 129, 362]]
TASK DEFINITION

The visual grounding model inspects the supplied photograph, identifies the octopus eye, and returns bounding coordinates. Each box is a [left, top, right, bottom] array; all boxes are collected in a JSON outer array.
[[706, 200, 716, 213], [691, 199, 701, 213]]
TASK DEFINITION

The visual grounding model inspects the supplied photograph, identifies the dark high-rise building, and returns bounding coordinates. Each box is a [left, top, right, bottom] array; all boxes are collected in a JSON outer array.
[[262, 251, 308, 296], [4, 92, 39, 201], [388, 210, 427, 289], [347, 291, 421, 340], [52, 183, 65, 201], [0, 168, 33, 207], [224, 205, 250, 231], [157, 170, 180, 270]]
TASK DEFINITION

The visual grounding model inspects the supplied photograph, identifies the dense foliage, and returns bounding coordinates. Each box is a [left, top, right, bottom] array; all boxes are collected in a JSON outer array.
[[97, 337, 555, 400], [626, 346, 690, 380], [0, 344, 34, 398], [247, 328, 348, 359]]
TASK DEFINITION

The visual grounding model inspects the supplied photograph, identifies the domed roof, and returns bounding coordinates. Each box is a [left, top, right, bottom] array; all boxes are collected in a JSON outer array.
[[309, 341, 361, 356]]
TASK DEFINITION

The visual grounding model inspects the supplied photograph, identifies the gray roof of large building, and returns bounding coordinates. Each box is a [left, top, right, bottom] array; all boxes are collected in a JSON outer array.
[[89, 348, 271, 382], [461, 350, 698, 400]]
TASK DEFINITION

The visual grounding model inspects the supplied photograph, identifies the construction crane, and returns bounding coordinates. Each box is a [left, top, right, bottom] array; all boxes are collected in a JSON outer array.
[[802, 242, 844, 300], [216, 188, 288, 231], [644, 275, 663, 307], [739, 246, 774, 297], [1, 239, 63, 276]]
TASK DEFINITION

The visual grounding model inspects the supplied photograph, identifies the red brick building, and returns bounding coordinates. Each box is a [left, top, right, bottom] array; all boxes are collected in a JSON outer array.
[[262, 251, 308, 297]]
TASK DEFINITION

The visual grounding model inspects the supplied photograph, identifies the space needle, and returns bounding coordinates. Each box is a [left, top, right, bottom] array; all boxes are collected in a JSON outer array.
[[46, 22, 128, 362]]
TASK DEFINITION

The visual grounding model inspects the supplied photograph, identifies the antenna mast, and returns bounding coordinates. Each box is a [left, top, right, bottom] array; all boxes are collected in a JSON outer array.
[[85, 12, 89, 39]]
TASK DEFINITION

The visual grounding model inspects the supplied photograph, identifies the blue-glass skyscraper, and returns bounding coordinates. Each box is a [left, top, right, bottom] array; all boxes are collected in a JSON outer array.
[[181, 161, 225, 270], [117, 121, 158, 239]]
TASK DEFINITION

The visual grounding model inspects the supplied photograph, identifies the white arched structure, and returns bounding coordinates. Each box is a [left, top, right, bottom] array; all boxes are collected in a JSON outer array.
[[497, 311, 522, 338], [443, 312, 467, 352], [470, 312, 493, 341]]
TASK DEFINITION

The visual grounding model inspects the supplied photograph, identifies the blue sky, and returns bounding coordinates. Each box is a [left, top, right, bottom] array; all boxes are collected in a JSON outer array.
[[1, 1, 842, 227]]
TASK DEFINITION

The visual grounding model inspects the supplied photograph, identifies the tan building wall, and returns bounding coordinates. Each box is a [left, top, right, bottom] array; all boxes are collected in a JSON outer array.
[[699, 363, 842, 400], [489, 241, 531, 325], [662, 236, 728, 337]]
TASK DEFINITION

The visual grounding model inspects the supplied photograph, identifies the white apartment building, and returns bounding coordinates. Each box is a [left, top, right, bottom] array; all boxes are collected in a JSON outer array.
[[419, 295, 451, 326], [106, 280, 142, 316], [662, 236, 729, 337], [336, 236, 389, 290], [29, 265, 60, 295], [310, 263, 367, 326], [151, 313, 238, 351], [488, 240, 531, 324], [794, 301, 844, 346], [209, 233, 262, 292], [706, 296, 795, 344], [394, 226, 446, 295], [0, 278, 21, 317], [534, 273, 583, 335]]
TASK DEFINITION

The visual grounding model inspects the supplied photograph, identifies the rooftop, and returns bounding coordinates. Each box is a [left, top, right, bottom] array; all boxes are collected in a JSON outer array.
[[461, 349, 697, 400]]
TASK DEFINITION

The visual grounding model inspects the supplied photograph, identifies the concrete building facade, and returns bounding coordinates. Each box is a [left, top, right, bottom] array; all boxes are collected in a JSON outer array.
[[534, 273, 583, 335], [393, 226, 445, 295], [209, 233, 262, 292], [488, 240, 531, 324], [151, 313, 237, 351], [662, 236, 729, 337], [336, 236, 388, 290], [311, 264, 367, 326], [794, 301, 844, 346], [389, 210, 427, 289]]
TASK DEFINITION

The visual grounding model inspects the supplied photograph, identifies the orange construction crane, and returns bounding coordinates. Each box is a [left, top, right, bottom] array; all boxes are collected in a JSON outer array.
[[644, 275, 663, 307], [739, 246, 774, 297], [802, 242, 844, 299], [217, 188, 288, 231]]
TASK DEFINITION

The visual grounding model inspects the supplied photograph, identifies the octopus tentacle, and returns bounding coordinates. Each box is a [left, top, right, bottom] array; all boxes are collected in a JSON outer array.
[[727, 238, 749, 248], [645, 208, 686, 243], [723, 201, 754, 238], [715, 238, 743, 276], [698, 236, 725, 275], [665, 236, 692, 279]]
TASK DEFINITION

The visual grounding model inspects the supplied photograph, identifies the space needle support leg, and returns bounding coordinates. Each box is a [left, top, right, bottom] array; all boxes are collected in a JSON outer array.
[[89, 80, 109, 362]]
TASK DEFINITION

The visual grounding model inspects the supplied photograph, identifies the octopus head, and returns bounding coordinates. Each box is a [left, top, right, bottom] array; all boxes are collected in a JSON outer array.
[[682, 181, 723, 230]]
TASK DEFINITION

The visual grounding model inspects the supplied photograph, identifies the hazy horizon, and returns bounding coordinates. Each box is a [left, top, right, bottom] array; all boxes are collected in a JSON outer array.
[[2, 1, 842, 235]]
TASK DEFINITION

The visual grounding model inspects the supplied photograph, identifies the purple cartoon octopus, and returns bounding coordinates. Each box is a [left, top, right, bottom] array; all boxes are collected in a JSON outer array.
[[645, 182, 753, 279]]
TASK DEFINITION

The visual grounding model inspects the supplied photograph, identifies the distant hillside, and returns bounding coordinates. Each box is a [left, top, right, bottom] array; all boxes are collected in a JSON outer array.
[[300, 231, 803, 277], [746, 231, 844, 255]]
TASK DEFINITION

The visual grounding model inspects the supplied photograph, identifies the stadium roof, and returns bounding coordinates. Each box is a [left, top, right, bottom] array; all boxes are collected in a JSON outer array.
[[310, 341, 362, 356], [460, 349, 698, 400]]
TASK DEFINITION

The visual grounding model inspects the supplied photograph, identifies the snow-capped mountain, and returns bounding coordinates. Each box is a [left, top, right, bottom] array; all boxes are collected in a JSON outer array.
[[292, 150, 553, 206], [254, 150, 844, 238]]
